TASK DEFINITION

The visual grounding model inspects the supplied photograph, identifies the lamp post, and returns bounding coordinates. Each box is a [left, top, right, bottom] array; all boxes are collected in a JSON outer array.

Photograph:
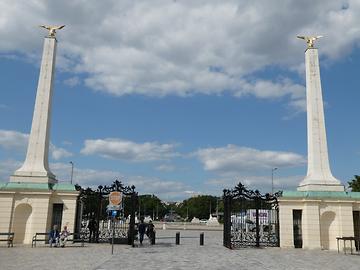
[[271, 167, 278, 194], [69, 161, 74, 184], [216, 198, 220, 220]]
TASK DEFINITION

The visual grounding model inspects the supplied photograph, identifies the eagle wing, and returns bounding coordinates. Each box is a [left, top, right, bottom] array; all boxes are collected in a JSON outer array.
[[39, 25, 50, 30]]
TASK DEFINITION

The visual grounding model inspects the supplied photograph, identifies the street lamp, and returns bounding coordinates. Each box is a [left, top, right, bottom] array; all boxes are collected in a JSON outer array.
[[69, 161, 74, 184], [271, 167, 278, 194]]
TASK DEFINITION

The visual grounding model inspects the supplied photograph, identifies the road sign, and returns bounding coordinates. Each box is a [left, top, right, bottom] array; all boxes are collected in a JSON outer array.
[[107, 205, 121, 211], [109, 191, 122, 206]]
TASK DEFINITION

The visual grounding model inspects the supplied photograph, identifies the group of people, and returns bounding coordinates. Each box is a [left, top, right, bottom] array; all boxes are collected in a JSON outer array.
[[49, 225, 70, 248], [138, 218, 155, 245]]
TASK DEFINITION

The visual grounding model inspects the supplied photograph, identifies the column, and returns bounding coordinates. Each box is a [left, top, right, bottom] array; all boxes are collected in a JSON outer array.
[[302, 201, 321, 249], [298, 47, 343, 191], [11, 37, 57, 184]]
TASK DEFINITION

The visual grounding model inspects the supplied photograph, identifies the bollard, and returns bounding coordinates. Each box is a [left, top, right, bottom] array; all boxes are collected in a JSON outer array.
[[151, 231, 156, 245], [176, 232, 180, 245], [200, 232, 204, 246]]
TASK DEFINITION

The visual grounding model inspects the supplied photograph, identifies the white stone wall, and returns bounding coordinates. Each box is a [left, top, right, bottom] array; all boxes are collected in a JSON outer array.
[[302, 201, 321, 249], [279, 201, 300, 248], [50, 193, 78, 233], [11, 193, 52, 244], [0, 190, 78, 244], [279, 198, 360, 251], [336, 202, 355, 251], [0, 192, 15, 233]]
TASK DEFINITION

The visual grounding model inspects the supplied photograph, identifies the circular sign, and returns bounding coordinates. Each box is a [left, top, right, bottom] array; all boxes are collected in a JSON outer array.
[[109, 191, 122, 205]]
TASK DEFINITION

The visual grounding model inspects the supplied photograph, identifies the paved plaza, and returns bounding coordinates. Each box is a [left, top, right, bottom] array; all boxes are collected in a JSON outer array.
[[0, 230, 359, 270]]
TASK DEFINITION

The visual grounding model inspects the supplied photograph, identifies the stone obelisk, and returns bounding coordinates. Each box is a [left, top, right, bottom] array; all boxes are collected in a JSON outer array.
[[297, 36, 344, 191], [10, 26, 65, 184]]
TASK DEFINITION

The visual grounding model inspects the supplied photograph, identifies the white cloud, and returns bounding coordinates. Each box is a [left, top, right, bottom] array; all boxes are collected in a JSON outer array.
[[0, 129, 28, 151], [62, 140, 73, 146], [81, 138, 178, 162], [50, 144, 73, 160], [50, 162, 193, 200], [0, 129, 72, 161], [126, 175, 193, 200], [155, 164, 176, 172], [63, 76, 80, 87], [236, 79, 306, 112], [0, 159, 22, 181], [50, 162, 119, 185], [1, 1, 359, 109], [195, 145, 306, 174], [205, 174, 305, 193]]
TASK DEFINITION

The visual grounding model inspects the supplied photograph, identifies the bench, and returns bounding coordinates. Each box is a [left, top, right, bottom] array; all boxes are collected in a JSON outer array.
[[70, 233, 85, 247], [32, 232, 85, 247], [336, 237, 360, 254], [0, 232, 14, 247], [32, 233, 48, 247]]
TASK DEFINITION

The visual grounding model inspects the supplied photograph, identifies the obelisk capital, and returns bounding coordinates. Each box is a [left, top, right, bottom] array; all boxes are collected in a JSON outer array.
[[297, 35, 323, 49], [39, 25, 65, 38]]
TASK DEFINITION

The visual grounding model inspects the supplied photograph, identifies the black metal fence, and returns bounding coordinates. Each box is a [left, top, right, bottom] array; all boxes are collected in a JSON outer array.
[[76, 180, 138, 246], [223, 182, 281, 249], [79, 218, 130, 242]]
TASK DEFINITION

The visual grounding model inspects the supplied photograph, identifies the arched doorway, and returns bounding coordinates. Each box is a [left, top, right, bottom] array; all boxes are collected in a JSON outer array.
[[13, 204, 32, 244], [320, 211, 336, 250]]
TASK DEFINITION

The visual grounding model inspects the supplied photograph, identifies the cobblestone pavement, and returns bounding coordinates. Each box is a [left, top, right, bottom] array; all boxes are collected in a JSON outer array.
[[0, 230, 359, 270]]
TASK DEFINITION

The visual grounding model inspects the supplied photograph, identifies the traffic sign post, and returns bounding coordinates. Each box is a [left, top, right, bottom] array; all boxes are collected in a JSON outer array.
[[111, 216, 115, 255], [108, 191, 122, 255]]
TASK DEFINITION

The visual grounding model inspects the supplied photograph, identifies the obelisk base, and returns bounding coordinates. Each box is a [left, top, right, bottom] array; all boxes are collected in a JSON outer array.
[[0, 182, 78, 244], [297, 183, 345, 192], [10, 172, 57, 184]]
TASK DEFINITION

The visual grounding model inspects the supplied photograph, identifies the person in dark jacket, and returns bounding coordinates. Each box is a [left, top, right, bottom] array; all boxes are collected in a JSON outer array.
[[146, 221, 155, 244], [138, 217, 147, 245], [49, 225, 60, 247], [88, 218, 97, 243]]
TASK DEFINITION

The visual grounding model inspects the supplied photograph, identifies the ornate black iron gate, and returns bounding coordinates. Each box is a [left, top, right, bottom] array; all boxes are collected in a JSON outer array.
[[76, 180, 138, 246], [223, 183, 281, 249]]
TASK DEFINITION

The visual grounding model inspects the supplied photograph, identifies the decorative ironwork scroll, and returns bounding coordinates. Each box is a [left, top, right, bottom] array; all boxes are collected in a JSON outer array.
[[76, 179, 138, 246], [223, 182, 282, 249]]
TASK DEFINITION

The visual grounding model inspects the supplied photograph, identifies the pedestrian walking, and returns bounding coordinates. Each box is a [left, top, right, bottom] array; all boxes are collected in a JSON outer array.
[[138, 217, 147, 245], [146, 221, 155, 244]]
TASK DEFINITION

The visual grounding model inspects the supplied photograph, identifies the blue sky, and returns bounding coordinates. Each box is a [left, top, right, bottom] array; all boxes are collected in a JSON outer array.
[[1, 1, 360, 200]]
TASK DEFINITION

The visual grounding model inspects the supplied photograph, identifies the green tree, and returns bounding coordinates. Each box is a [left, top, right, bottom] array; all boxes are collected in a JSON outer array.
[[176, 195, 221, 220], [138, 194, 167, 220], [348, 175, 360, 192]]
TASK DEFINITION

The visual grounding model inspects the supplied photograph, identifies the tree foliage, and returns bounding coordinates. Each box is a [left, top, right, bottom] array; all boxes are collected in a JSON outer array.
[[176, 195, 222, 220], [348, 175, 360, 192], [138, 194, 167, 219]]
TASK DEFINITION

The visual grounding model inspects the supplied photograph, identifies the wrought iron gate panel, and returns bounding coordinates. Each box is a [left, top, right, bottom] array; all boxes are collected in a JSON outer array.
[[77, 180, 138, 246], [223, 191, 232, 248], [223, 183, 281, 249], [79, 218, 130, 240]]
